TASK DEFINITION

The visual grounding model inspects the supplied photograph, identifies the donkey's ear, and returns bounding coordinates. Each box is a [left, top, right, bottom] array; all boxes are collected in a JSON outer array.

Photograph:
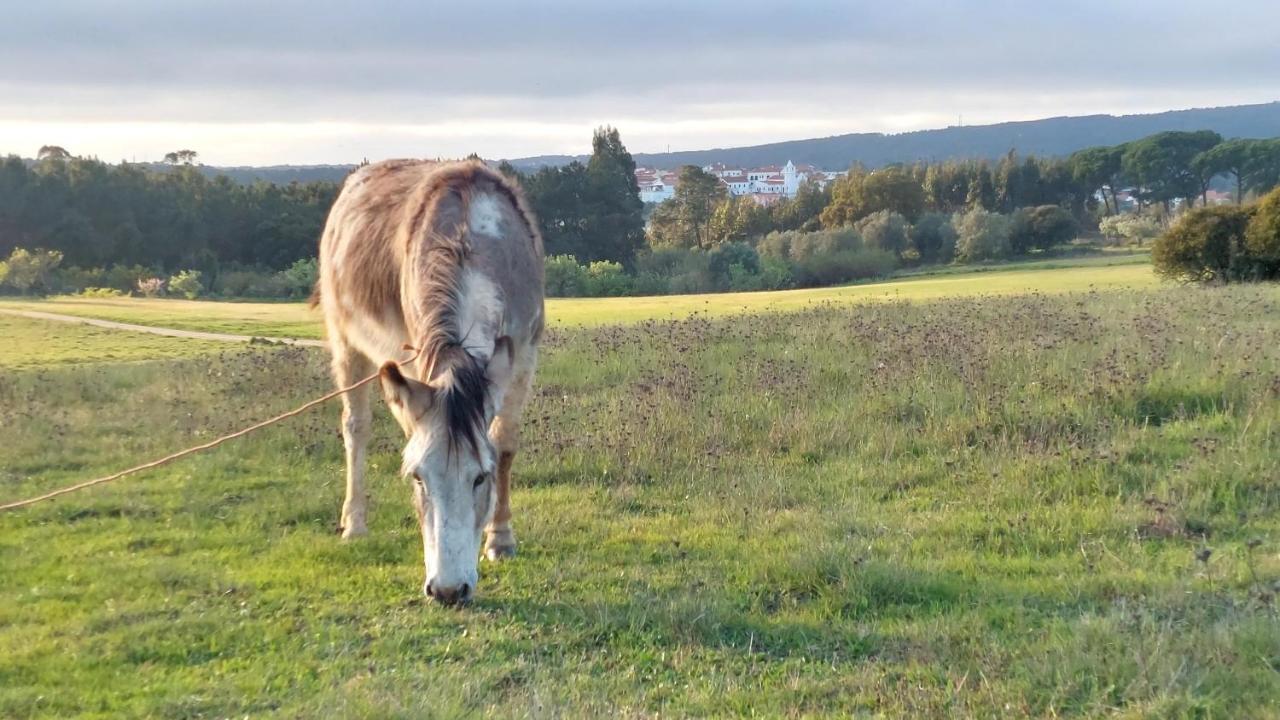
[[485, 336, 516, 392], [379, 362, 432, 435]]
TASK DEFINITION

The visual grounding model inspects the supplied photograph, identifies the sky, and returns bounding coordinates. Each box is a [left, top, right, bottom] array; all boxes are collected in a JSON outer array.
[[2, 1, 1278, 166]]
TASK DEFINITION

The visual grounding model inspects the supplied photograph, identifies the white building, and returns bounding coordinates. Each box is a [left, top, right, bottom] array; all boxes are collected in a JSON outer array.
[[635, 160, 844, 203]]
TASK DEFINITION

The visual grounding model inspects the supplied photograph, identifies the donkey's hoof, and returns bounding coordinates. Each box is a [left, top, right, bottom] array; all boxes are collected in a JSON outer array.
[[485, 543, 517, 561], [340, 524, 368, 540]]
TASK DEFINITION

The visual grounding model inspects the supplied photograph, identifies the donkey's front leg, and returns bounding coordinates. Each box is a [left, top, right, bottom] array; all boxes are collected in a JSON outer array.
[[485, 355, 535, 560], [335, 347, 373, 539]]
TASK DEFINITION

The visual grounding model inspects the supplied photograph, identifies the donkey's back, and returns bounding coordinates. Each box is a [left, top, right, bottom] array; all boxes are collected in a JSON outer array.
[[318, 159, 544, 367]]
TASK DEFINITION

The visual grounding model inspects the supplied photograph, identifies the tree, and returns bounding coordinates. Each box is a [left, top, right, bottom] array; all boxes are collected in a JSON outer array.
[[1069, 145, 1124, 215], [1122, 131, 1222, 211], [524, 161, 591, 258], [167, 269, 204, 298], [910, 212, 957, 264], [1009, 205, 1078, 255], [1194, 139, 1255, 204], [952, 208, 1012, 263], [671, 165, 725, 249], [965, 164, 996, 210], [772, 178, 828, 231], [163, 149, 199, 165], [0, 247, 63, 294], [582, 127, 645, 264], [37, 145, 71, 162], [855, 210, 909, 257], [822, 165, 923, 227]]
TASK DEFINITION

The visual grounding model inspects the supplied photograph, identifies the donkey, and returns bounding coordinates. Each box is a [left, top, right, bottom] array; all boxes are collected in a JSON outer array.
[[316, 159, 544, 605]]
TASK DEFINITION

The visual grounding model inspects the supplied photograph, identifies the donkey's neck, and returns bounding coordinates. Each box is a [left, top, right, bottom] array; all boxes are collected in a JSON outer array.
[[408, 262, 503, 383]]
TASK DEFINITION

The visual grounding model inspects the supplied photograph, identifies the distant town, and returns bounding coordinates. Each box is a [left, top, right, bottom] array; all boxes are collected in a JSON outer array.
[[635, 160, 845, 205]]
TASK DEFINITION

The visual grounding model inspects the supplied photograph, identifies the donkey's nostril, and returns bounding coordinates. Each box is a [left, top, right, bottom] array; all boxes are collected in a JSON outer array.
[[427, 583, 471, 606]]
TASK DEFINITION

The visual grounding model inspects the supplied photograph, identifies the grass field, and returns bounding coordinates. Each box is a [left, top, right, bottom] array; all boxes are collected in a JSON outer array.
[[2, 267, 1278, 717], [0, 253, 1156, 340]]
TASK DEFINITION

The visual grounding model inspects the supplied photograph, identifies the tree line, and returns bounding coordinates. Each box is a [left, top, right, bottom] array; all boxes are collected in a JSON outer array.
[[2, 127, 1279, 298]]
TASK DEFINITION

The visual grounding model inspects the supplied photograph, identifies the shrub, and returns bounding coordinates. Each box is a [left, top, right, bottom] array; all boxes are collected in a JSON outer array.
[[952, 209, 1012, 263], [0, 247, 64, 295], [167, 269, 204, 299], [78, 287, 125, 298], [635, 247, 712, 294], [856, 210, 910, 257], [277, 257, 319, 299], [544, 255, 589, 297], [788, 228, 861, 262], [756, 255, 795, 290], [707, 242, 760, 290], [1099, 214, 1162, 246], [793, 248, 896, 286], [1010, 205, 1078, 254], [909, 212, 957, 265], [103, 265, 154, 293], [1244, 186, 1280, 278], [583, 260, 632, 296], [1152, 205, 1255, 282], [214, 269, 288, 298], [136, 277, 167, 297]]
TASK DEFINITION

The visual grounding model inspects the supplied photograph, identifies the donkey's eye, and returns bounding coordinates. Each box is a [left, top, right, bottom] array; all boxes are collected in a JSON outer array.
[[473, 473, 487, 489]]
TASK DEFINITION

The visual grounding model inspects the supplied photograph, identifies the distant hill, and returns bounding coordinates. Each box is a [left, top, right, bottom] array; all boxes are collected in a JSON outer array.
[[22, 101, 1277, 184], [508, 101, 1280, 171]]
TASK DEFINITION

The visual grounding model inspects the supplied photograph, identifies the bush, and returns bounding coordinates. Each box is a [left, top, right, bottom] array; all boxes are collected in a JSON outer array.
[[1099, 214, 1162, 246], [136, 277, 167, 297], [277, 257, 319, 299], [1244, 186, 1280, 277], [756, 255, 795, 290], [856, 210, 909, 257], [102, 265, 154, 293], [910, 212, 957, 264], [1152, 205, 1256, 282], [78, 287, 125, 298], [952, 209, 1012, 263], [635, 247, 712, 294], [707, 242, 760, 290], [793, 248, 896, 286], [167, 269, 204, 299], [0, 247, 64, 295], [583, 260, 632, 296], [214, 269, 288, 298], [544, 255, 589, 297], [1010, 205, 1078, 254]]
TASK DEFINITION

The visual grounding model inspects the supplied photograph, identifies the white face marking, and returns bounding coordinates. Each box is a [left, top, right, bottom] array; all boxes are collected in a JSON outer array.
[[468, 193, 504, 237], [404, 422, 496, 601]]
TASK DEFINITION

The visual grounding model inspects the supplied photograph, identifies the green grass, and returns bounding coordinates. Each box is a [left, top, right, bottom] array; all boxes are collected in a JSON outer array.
[[2, 280, 1278, 717], [0, 315, 231, 369], [1, 255, 1159, 337]]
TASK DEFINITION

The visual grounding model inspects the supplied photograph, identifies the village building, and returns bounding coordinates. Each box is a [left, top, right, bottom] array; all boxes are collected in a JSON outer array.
[[635, 159, 844, 205]]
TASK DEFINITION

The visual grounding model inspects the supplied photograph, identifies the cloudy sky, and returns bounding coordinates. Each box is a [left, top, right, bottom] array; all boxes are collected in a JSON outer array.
[[2, 1, 1278, 165]]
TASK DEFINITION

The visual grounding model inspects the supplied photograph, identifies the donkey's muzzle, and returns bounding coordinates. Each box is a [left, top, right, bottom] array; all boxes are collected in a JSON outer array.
[[426, 581, 472, 606]]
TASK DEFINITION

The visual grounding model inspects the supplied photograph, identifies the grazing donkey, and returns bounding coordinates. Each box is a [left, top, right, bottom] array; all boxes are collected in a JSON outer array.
[[316, 159, 544, 605]]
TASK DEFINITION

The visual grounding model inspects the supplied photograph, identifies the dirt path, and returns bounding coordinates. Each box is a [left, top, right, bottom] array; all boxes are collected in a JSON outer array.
[[0, 308, 326, 348]]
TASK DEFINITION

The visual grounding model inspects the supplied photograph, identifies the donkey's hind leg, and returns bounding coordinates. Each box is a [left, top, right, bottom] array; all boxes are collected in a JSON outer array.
[[485, 347, 537, 560], [333, 342, 374, 539]]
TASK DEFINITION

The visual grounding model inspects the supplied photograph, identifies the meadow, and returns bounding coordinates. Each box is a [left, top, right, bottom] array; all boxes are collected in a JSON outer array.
[[1, 262, 1278, 717]]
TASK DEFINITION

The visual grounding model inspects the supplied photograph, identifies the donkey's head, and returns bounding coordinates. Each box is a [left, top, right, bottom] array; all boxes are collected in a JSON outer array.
[[378, 337, 514, 606]]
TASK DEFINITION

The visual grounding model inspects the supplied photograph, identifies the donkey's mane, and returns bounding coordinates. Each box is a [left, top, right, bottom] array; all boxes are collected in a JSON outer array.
[[405, 161, 534, 455]]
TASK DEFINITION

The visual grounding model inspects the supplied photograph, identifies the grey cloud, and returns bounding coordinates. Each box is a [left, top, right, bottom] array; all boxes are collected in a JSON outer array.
[[1, 1, 1277, 159]]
